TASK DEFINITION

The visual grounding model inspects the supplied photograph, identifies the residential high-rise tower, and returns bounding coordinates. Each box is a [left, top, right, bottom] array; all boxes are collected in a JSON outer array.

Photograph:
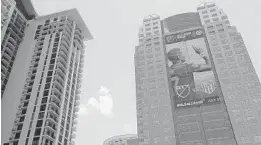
[[1, 0, 37, 96], [1, 8, 93, 145]]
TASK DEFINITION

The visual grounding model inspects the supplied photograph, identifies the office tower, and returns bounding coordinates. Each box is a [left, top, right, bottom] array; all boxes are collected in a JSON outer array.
[[135, 14, 176, 145], [197, 2, 261, 145], [1, 0, 37, 96], [104, 134, 138, 145], [135, 2, 261, 145], [1, 8, 93, 145]]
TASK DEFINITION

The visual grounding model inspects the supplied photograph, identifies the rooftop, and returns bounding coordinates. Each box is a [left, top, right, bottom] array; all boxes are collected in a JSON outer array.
[[35, 8, 93, 41]]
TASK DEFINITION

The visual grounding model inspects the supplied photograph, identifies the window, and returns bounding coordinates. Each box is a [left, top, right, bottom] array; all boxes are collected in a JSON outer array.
[[209, 30, 215, 34], [203, 15, 209, 19], [41, 97, 47, 104], [213, 18, 219, 21], [207, 25, 214, 29], [15, 132, 21, 139], [43, 90, 49, 96], [218, 29, 225, 32], [36, 120, 43, 127], [222, 45, 231, 50], [32, 137, 40, 145], [212, 13, 218, 17], [210, 9, 216, 12], [216, 24, 223, 27], [204, 19, 210, 24], [40, 104, 46, 111], [202, 11, 207, 14], [38, 112, 44, 119], [145, 28, 151, 31], [222, 15, 228, 20]]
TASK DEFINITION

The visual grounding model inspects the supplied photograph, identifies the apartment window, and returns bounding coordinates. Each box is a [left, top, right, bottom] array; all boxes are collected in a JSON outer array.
[[202, 11, 207, 14], [32, 137, 40, 145], [204, 19, 210, 24], [207, 25, 214, 29], [153, 26, 159, 29], [222, 15, 228, 20], [216, 23, 223, 27], [218, 29, 225, 33], [43, 90, 49, 96], [41, 97, 48, 104], [154, 42, 160, 45], [36, 120, 43, 127], [203, 15, 209, 19], [40, 104, 46, 111], [222, 45, 231, 50], [225, 20, 230, 24], [221, 39, 228, 44], [154, 30, 160, 34], [209, 30, 215, 34], [210, 9, 216, 12], [38, 112, 44, 119], [153, 22, 158, 25], [145, 28, 151, 31], [212, 13, 218, 17], [155, 47, 161, 51], [213, 18, 219, 21]]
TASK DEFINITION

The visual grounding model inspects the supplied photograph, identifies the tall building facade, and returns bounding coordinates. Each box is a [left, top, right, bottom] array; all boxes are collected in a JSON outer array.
[[1, 0, 37, 96], [135, 14, 176, 145], [1, 8, 93, 145], [197, 2, 261, 145], [135, 2, 261, 145], [104, 134, 138, 145]]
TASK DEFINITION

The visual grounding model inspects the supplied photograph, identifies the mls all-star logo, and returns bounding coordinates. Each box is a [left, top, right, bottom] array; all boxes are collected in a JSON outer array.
[[175, 84, 190, 99]]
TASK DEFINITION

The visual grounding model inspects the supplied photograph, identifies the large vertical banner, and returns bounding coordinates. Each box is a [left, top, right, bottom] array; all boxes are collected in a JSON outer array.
[[165, 29, 221, 108]]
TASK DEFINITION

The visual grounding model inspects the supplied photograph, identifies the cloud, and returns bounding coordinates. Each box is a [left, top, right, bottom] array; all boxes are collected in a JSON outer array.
[[78, 104, 89, 116], [88, 86, 114, 117], [77, 86, 114, 117]]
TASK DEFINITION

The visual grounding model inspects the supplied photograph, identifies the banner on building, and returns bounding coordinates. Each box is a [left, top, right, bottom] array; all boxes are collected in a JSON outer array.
[[165, 29, 221, 109]]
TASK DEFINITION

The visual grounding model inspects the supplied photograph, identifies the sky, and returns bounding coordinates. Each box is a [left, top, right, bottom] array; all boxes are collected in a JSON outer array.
[[31, 0, 261, 145]]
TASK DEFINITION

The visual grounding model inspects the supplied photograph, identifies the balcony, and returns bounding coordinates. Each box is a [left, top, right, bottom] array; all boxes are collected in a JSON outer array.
[[69, 140, 75, 145], [51, 94, 61, 102], [71, 133, 76, 139], [57, 60, 67, 71], [73, 113, 78, 118], [1, 58, 9, 68], [45, 121, 57, 132], [47, 107, 59, 116], [56, 67, 66, 77], [74, 106, 79, 112], [55, 73, 65, 83], [62, 35, 71, 46], [52, 87, 62, 96], [11, 125, 22, 133], [60, 40, 69, 48], [50, 101, 60, 110], [43, 132, 55, 142], [8, 28, 22, 41], [54, 79, 64, 90], [75, 95, 80, 100], [14, 118, 23, 125], [59, 50, 68, 61], [74, 100, 80, 106], [58, 56, 67, 66], [57, 62, 66, 73]]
